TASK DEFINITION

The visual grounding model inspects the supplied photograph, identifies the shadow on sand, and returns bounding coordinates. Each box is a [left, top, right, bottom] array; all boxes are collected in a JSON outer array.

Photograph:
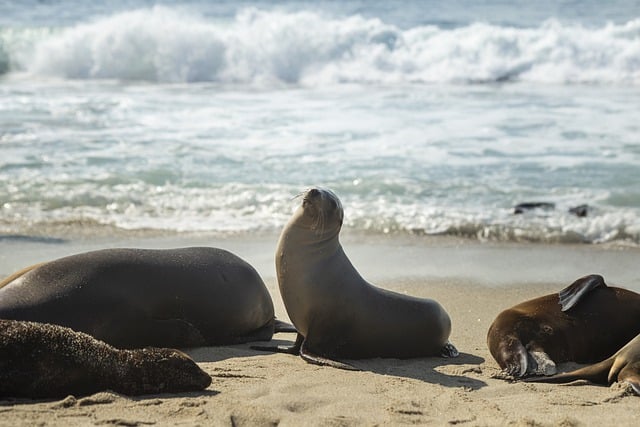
[[190, 334, 487, 390]]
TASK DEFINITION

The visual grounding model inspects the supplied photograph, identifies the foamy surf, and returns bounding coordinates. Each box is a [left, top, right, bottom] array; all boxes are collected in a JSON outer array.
[[1, 2, 639, 245], [1, 7, 639, 85]]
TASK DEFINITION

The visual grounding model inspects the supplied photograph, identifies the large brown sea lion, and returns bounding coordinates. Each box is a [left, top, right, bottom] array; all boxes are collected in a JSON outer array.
[[487, 274, 640, 377]]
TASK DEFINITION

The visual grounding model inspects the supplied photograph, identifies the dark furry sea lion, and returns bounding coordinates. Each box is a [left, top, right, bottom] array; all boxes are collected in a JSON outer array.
[[487, 274, 640, 377], [254, 188, 457, 369], [0, 319, 211, 398], [526, 333, 640, 395], [0, 247, 294, 348]]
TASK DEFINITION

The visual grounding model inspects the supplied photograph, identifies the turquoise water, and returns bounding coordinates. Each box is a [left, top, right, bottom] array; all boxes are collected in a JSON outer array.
[[1, 1, 639, 243]]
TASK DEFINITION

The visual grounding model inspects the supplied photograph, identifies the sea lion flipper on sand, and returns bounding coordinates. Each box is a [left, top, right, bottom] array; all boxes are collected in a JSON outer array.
[[274, 319, 297, 333], [525, 358, 613, 385], [251, 332, 304, 354], [239, 319, 296, 344], [524, 334, 640, 395], [441, 341, 460, 358], [252, 332, 358, 370], [558, 274, 606, 311], [299, 340, 359, 371]]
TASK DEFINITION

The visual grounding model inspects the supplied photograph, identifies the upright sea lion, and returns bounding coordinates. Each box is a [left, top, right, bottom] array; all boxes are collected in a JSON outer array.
[[526, 333, 640, 395], [487, 274, 640, 378], [0, 319, 211, 398], [0, 247, 294, 349], [254, 188, 457, 369]]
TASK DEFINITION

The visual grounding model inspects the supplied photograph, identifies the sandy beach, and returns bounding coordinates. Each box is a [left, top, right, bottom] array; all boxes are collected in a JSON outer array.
[[1, 232, 639, 426]]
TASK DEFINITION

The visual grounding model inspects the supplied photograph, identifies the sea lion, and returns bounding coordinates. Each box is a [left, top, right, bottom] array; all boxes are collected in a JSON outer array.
[[0, 247, 294, 349], [525, 333, 640, 395], [487, 274, 640, 378], [254, 188, 457, 369], [0, 319, 211, 398]]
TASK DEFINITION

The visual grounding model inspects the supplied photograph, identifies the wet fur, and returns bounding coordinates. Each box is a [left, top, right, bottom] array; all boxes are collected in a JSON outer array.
[[0, 319, 211, 398]]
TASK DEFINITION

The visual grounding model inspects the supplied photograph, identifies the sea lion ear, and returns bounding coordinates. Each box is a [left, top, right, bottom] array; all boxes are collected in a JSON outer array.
[[558, 274, 607, 312]]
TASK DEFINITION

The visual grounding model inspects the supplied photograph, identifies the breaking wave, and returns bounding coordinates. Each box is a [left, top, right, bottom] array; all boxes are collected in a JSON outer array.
[[1, 7, 639, 85]]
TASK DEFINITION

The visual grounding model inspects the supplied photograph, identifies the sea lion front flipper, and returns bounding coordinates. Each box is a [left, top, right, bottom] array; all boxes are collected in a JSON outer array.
[[251, 332, 304, 354], [558, 274, 606, 312], [273, 319, 297, 334], [299, 340, 359, 371], [441, 341, 459, 358], [526, 349, 556, 376]]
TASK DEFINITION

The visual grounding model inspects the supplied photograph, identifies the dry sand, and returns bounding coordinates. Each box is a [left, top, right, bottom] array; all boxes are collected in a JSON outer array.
[[0, 232, 639, 426]]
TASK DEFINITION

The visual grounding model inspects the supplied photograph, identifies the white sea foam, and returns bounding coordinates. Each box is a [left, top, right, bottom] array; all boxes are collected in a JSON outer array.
[[2, 7, 639, 85], [2, 5, 640, 245]]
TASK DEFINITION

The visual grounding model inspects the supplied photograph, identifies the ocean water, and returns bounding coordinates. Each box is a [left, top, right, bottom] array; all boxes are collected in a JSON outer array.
[[1, 0, 639, 244]]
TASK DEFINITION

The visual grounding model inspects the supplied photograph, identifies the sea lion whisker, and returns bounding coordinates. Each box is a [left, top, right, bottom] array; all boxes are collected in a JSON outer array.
[[314, 209, 326, 235]]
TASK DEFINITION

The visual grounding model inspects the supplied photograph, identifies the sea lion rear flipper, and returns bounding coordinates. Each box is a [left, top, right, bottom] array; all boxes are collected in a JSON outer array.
[[441, 341, 459, 358], [558, 274, 606, 312], [525, 358, 613, 385], [251, 332, 304, 354], [299, 340, 359, 371], [273, 319, 297, 334]]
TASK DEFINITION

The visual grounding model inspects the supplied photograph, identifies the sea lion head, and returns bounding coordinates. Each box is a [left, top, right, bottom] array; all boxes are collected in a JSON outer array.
[[296, 187, 344, 236], [129, 348, 212, 394]]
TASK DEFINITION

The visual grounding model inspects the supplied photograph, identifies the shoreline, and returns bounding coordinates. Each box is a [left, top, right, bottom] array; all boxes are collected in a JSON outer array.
[[2, 231, 639, 290], [1, 234, 639, 425]]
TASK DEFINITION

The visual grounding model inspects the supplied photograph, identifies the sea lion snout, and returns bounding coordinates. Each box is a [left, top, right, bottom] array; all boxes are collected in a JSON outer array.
[[304, 188, 343, 215]]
